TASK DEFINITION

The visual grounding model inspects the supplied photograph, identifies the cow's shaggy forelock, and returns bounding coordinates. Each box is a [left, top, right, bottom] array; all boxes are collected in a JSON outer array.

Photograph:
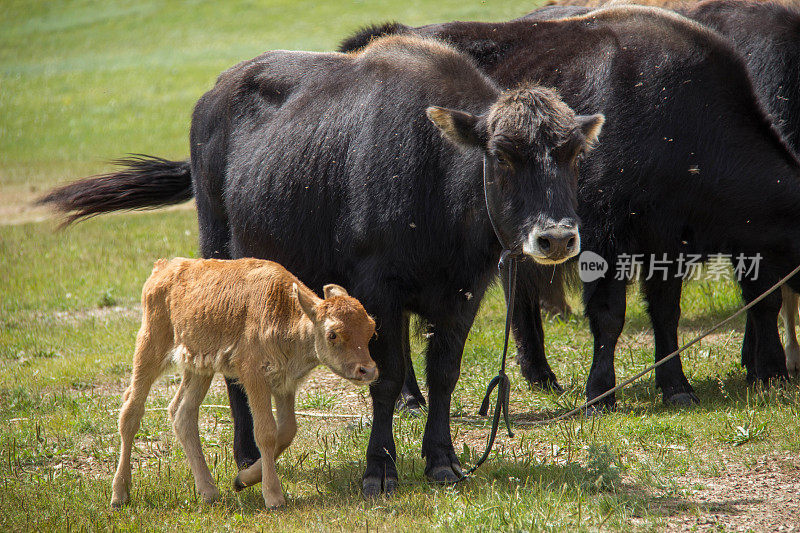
[[487, 85, 577, 150]]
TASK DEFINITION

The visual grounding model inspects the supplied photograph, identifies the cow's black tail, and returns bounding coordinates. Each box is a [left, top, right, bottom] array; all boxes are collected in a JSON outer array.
[[337, 22, 412, 53], [37, 155, 193, 226]]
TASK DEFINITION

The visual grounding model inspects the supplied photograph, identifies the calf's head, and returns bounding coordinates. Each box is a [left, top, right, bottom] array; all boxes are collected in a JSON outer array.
[[293, 283, 378, 384], [427, 86, 604, 264]]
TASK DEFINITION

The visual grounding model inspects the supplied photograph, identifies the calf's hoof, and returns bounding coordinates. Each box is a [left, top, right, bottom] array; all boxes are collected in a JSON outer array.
[[361, 475, 398, 499], [664, 391, 699, 407], [200, 488, 221, 504], [233, 474, 246, 492], [425, 463, 464, 484], [110, 495, 129, 508], [263, 494, 286, 509]]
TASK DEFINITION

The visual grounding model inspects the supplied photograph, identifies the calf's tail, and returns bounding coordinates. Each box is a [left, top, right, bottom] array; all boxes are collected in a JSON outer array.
[[37, 155, 193, 226]]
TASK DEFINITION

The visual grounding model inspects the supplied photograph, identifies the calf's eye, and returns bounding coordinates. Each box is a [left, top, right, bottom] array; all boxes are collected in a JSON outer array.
[[327, 331, 337, 341]]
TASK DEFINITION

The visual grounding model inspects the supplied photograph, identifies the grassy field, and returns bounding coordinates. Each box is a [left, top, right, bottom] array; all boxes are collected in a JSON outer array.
[[1, 1, 799, 531]]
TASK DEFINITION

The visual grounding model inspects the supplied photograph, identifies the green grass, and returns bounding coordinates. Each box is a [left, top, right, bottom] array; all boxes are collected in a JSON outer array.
[[2, 1, 800, 531]]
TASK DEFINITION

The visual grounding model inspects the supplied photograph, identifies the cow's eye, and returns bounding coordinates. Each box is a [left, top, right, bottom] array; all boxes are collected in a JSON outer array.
[[327, 331, 337, 341], [494, 152, 512, 170]]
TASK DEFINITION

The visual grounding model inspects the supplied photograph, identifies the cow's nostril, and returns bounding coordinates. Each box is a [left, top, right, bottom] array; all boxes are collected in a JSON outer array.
[[357, 366, 367, 376], [537, 237, 551, 251], [567, 237, 576, 250]]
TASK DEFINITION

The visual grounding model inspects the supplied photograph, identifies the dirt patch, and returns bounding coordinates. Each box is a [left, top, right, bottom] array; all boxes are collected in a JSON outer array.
[[652, 451, 800, 532]]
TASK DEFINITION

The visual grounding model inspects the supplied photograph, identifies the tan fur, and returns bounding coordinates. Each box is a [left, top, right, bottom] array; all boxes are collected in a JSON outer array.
[[110, 258, 377, 509], [781, 285, 800, 377]]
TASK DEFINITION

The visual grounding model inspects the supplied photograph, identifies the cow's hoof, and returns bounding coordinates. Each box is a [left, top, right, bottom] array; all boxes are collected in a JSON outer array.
[[584, 399, 614, 416], [361, 475, 398, 499], [665, 392, 699, 407], [395, 395, 426, 416], [233, 475, 246, 492], [426, 463, 464, 484]]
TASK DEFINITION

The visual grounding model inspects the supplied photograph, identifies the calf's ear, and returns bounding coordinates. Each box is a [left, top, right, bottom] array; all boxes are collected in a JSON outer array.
[[323, 284, 349, 299], [577, 114, 605, 152], [293, 283, 319, 323], [426, 106, 484, 148]]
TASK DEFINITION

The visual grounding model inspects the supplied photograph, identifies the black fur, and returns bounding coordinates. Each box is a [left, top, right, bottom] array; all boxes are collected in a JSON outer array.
[[521, 0, 800, 400], [340, 6, 800, 408]]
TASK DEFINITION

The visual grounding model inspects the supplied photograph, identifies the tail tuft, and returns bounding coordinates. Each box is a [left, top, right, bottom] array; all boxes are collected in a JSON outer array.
[[37, 155, 193, 227]]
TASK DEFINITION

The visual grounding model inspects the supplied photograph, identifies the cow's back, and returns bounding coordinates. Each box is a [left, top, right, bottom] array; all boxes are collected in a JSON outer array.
[[202, 37, 501, 294]]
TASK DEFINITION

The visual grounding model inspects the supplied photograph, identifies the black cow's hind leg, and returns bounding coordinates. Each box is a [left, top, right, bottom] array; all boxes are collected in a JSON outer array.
[[226, 379, 260, 468], [396, 314, 427, 413], [197, 199, 261, 469], [740, 277, 788, 385], [642, 275, 697, 406], [511, 260, 562, 391], [584, 276, 627, 411]]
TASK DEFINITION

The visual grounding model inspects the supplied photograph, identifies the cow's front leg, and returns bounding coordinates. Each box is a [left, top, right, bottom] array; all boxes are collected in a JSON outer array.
[[641, 274, 697, 406], [511, 259, 562, 390], [584, 275, 627, 411], [360, 306, 404, 498]]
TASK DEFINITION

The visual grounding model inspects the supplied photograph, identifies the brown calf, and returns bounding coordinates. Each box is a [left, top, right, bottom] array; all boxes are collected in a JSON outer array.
[[110, 257, 377, 509]]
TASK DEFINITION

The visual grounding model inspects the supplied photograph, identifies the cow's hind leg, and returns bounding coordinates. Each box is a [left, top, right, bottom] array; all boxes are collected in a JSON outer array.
[[197, 193, 260, 469], [584, 276, 627, 411], [741, 277, 788, 385], [512, 259, 562, 390], [111, 333, 168, 507], [642, 275, 697, 406], [169, 370, 218, 503], [781, 285, 800, 378], [397, 314, 427, 413]]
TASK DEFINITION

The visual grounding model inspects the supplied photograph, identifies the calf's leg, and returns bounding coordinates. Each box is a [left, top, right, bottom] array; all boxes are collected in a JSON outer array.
[[641, 275, 697, 406], [235, 368, 284, 508], [780, 285, 800, 377], [273, 391, 297, 458], [111, 332, 168, 507], [169, 370, 218, 503]]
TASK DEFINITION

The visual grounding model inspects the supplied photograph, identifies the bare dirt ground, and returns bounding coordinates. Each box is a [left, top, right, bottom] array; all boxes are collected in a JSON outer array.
[[655, 452, 800, 532]]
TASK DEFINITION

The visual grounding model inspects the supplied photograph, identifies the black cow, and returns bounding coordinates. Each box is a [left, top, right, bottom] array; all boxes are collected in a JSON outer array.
[[40, 35, 604, 496], [339, 5, 800, 410], [523, 0, 800, 388]]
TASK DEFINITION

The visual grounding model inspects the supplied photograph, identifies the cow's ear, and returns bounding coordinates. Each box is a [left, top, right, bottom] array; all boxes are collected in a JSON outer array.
[[577, 114, 605, 152], [426, 106, 484, 148], [323, 284, 349, 299], [293, 283, 319, 323]]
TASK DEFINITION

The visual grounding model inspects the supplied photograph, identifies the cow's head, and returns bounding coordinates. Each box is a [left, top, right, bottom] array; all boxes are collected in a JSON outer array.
[[427, 86, 603, 264], [294, 283, 378, 384]]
